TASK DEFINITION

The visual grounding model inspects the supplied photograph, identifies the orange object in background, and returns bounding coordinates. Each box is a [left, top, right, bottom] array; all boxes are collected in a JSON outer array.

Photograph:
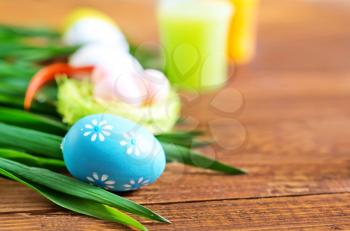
[[228, 0, 259, 64]]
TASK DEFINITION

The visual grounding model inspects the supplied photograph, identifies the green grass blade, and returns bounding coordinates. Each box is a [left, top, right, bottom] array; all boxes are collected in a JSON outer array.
[[0, 60, 38, 78], [18, 46, 77, 62], [0, 123, 62, 158], [0, 107, 67, 135], [0, 24, 59, 38], [156, 136, 211, 148], [0, 158, 169, 223], [156, 130, 204, 139], [0, 42, 78, 62], [161, 142, 245, 175], [0, 94, 26, 107], [0, 78, 28, 96], [156, 131, 210, 148], [0, 94, 58, 115], [0, 168, 147, 231], [190, 141, 213, 148], [0, 149, 64, 169]]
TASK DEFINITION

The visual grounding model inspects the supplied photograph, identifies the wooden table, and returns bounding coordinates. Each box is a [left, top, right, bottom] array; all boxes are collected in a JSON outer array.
[[1, 0, 350, 230]]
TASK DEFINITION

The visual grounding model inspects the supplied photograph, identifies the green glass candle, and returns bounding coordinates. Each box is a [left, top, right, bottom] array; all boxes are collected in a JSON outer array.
[[158, 0, 233, 91]]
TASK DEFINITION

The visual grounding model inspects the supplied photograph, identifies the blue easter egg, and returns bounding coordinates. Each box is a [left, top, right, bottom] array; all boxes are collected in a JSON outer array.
[[62, 114, 166, 192]]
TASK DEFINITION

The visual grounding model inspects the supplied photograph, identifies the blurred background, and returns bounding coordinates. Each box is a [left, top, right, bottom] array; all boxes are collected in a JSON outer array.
[[1, 0, 350, 73]]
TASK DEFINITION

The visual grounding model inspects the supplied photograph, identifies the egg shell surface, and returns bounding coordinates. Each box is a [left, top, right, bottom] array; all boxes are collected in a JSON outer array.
[[62, 114, 166, 191], [69, 43, 142, 73], [63, 8, 129, 52]]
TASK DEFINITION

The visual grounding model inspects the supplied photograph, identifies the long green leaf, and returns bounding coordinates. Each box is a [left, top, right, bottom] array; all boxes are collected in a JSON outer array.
[[0, 107, 67, 135], [0, 60, 38, 78], [0, 148, 64, 169], [0, 42, 78, 62], [0, 168, 147, 231], [0, 24, 59, 38], [0, 123, 62, 158], [157, 136, 211, 148], [161, 142, 245, 175], [0, 94, 57, 115], [156, 130, 204, 139], [0, 158, 169, 223], [156, 131, 210, 148], [0, 78, 28, 96]]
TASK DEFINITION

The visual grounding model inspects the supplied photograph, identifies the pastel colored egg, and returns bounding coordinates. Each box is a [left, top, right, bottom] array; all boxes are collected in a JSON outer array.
[[69, 43, 142, 74], [62, 114, 166, 191], [94, 69, 149, 106], [93, 68, 170, 107], [63, 8, 129, 52], [143, 69, 170, 105]]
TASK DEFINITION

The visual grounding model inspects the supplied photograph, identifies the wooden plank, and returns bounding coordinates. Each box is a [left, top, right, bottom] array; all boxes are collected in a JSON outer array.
[[255, 1, 350, 72], [1, 161, 350, 212], [0, 211, 124, 231], [233, 71, 350, 100], [1, 193, 350, 230], [180, 73, 350, 127]]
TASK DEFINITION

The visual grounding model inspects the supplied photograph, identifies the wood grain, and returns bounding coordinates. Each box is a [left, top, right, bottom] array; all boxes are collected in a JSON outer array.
[[1, 0, 350, 230], [1, 194, 350, 231]]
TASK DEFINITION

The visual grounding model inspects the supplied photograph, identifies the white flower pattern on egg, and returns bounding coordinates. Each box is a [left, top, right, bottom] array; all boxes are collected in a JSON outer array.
[[119, 132, 144, 156], [82, 119, 113, 142], [123, 177, 150, 190], [86, 172, 116, 190]]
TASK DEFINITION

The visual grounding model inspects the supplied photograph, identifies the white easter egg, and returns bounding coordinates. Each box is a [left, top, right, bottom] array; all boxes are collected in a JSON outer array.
[[69, 44, 142, 74], [63, 8, 129, 52]]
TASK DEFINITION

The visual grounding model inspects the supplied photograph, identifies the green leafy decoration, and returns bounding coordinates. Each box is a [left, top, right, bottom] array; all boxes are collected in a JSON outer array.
[[156, 130, 212, 148], [0, 123, 62, 158], [0, 157, 169, 224], [0, 107, 67, 135], [0, 148, 65, 169], [0, 60, 38, 78], [161, 142, 245, 175], [0, 77, 29, 96], [0, 93, 58, 116], [0, 168, 147, 231], [0, 42, 78, 62], [0, 24, 60, 39]]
